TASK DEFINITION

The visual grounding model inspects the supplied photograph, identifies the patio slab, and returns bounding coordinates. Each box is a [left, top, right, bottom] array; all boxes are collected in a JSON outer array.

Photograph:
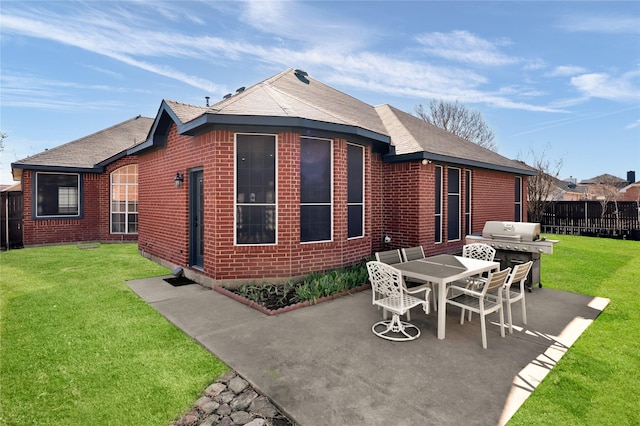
[[127, 277, 608, 426]]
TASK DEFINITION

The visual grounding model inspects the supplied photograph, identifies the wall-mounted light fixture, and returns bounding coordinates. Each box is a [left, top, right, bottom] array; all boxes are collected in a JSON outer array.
[[421, 159, 432, 165], [174, 172, 184, 188]]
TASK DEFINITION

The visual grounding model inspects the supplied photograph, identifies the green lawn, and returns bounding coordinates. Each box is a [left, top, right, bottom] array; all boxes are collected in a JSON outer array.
[[1, 237, 639, 425], [0, 244, 228, 426], [508, 234, 640, 425]]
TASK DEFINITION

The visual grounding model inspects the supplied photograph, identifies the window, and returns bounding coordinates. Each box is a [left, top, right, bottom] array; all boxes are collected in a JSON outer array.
[[447, 167, 461, 241], [111, 165, 138, 234], [515, 176, 522, 221], [347, 144, 364, 238], [465, 169, 472, 235], [236, 134, 277, 245], [35, 172, 80, 217], [300, 137, 332, 242], [434, 165, 442, 243]]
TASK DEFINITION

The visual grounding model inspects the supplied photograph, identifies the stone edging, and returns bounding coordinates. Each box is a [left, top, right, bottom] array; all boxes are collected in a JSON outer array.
[[213, 284, 371, 315]]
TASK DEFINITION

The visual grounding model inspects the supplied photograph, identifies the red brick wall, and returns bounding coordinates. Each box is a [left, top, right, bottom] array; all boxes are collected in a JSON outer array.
[[21, 157, 139, 246], [138, 124, 378, 283], [138, 122, 530, 282], [372, 163, 528, 257]]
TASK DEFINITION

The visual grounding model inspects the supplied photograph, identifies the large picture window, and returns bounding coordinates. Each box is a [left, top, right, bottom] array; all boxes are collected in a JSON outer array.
[[35, 172, 80, 217], [236, 134, 277, 245], [347, 144, 364, 238], [434, 165, 442, 243], [515, 176, 522, 221], [111, 165, 138, 234], [447, 167, 461, 241], [300, 137, 332, 242]]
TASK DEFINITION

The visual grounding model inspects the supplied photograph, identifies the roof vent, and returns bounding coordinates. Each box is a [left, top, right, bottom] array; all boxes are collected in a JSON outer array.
[[223, 93, 232, 99], [205, 96, 210, 107], [236, 87, 245, 93], [294, 69, 310, 84]]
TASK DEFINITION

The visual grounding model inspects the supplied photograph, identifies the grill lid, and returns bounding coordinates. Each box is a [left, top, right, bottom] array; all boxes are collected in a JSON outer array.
[[482, 221, 540, 242]]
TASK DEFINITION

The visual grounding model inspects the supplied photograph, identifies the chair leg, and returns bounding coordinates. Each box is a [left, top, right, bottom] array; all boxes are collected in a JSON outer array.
[[480, 314, 487, 349], [506, 299, 514, 334], [521, 297, 527, 325]]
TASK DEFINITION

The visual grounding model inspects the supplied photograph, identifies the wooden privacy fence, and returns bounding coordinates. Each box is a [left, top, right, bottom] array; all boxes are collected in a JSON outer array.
[[540, 201, 640, 240]]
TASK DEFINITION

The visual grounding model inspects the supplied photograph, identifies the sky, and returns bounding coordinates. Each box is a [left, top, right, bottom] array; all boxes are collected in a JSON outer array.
[[1, 0, 639, 186]]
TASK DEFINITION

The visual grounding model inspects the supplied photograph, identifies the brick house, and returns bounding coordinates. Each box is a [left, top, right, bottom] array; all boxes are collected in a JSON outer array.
[[11, 116, 152, 246], [131, 69, 534, 286]]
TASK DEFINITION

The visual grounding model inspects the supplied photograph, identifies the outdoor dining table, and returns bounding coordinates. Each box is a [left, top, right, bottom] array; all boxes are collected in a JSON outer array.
[[394, 254, 500, 340]]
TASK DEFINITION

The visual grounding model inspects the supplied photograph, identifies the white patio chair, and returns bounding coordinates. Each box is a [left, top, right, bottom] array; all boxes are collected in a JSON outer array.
[[366, 261, 431, 341], [496, 261, 533, 334], [401, 246, 438, 311], [445, 267, 511, 349], [458, 243, 497, 320]]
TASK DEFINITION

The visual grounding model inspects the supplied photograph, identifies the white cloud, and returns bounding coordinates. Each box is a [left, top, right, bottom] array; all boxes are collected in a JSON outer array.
[[560, 14, 640, 34], [570, 71, 640, 102], [415, 30, 520, 66], [626, 119, 640, 130], [546, 65, 587, 77]]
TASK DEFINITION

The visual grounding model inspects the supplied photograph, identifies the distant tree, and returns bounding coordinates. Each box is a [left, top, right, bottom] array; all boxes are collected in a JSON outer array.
[[520, 145, 563, 224], [0, 131, 6, 152], [415, 99, 498, 152], [588, 175, 623, 229]]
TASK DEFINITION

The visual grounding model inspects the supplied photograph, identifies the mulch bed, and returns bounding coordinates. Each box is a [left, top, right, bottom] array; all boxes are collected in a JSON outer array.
[[215, 284, 371, 315]]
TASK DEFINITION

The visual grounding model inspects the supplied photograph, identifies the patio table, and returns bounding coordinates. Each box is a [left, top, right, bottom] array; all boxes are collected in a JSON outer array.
[[394, 254, 499, 340]]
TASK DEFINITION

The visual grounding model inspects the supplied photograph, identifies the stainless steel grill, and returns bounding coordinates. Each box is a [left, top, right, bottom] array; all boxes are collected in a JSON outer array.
[[465, 221, 559, 291]]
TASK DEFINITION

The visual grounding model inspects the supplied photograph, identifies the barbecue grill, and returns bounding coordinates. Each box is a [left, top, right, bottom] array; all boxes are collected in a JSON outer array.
[[465, 221, 559, 291]]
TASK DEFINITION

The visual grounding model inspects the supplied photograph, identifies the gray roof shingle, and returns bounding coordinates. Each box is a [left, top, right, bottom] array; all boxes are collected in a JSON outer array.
[[13, 116, 153, 170], [162, 69, 532, 174]]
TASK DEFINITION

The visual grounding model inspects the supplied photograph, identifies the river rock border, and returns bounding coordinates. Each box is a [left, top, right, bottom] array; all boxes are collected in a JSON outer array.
[[171, 371, 294, 426]]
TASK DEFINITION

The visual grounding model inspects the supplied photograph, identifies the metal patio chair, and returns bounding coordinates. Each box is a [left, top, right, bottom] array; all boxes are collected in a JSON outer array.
[[366, 261, 431, 341]]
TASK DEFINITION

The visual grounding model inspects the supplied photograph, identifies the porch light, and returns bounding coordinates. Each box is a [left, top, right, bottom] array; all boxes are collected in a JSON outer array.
[[174, 172, 184, 188]]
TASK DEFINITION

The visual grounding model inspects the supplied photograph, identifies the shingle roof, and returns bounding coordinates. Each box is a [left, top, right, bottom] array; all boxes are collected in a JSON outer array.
[[203, 69, 388, 136], [13, 116, 153, 170], [150, 68, 533, 174]]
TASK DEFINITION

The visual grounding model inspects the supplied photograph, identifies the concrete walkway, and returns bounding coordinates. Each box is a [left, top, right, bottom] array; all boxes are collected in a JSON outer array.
[[127, 277, 609, 426]]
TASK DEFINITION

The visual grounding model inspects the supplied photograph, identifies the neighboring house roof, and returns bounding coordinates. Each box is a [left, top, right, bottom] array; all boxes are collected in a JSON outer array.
[[12, 115, 153, 179], [579, 173, 628, 186], [0, 182, 22, 192], [133, 69, 534, 176]]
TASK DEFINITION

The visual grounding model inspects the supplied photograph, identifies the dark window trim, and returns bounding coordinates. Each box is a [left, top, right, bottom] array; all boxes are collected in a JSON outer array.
[[33, 171, 83, 220]]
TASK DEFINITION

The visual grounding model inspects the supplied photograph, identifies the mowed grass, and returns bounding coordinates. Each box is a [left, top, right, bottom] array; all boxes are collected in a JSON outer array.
[[508, 235, 640, 426], [0, 244, 228, 425]]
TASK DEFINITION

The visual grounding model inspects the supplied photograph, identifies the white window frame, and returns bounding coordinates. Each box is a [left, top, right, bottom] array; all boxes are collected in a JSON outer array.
[[447, 167, 461, 242], [300, 136, 334, 244], [434, 165, 443, 244], [234, 133, 278, 246], [347, 143, 365, 239], [515, 176, 523, 222], [110, 164, 138, 234]]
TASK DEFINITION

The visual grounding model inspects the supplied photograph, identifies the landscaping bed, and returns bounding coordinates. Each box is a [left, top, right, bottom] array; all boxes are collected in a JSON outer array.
[[215, 262, 371, 315]]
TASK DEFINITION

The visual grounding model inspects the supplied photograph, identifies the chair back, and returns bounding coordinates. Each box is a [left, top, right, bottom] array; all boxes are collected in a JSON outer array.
[[506, 261, 533, 290], [462, 243, 496, 262], [367, 261, 406, 311], [375, 249, 403, 265], [401, 246, 425, 262], [482, 268, 511, 298]]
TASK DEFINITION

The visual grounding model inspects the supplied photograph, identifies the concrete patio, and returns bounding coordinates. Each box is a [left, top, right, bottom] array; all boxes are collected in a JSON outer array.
[[127, 277, 608, 426]]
